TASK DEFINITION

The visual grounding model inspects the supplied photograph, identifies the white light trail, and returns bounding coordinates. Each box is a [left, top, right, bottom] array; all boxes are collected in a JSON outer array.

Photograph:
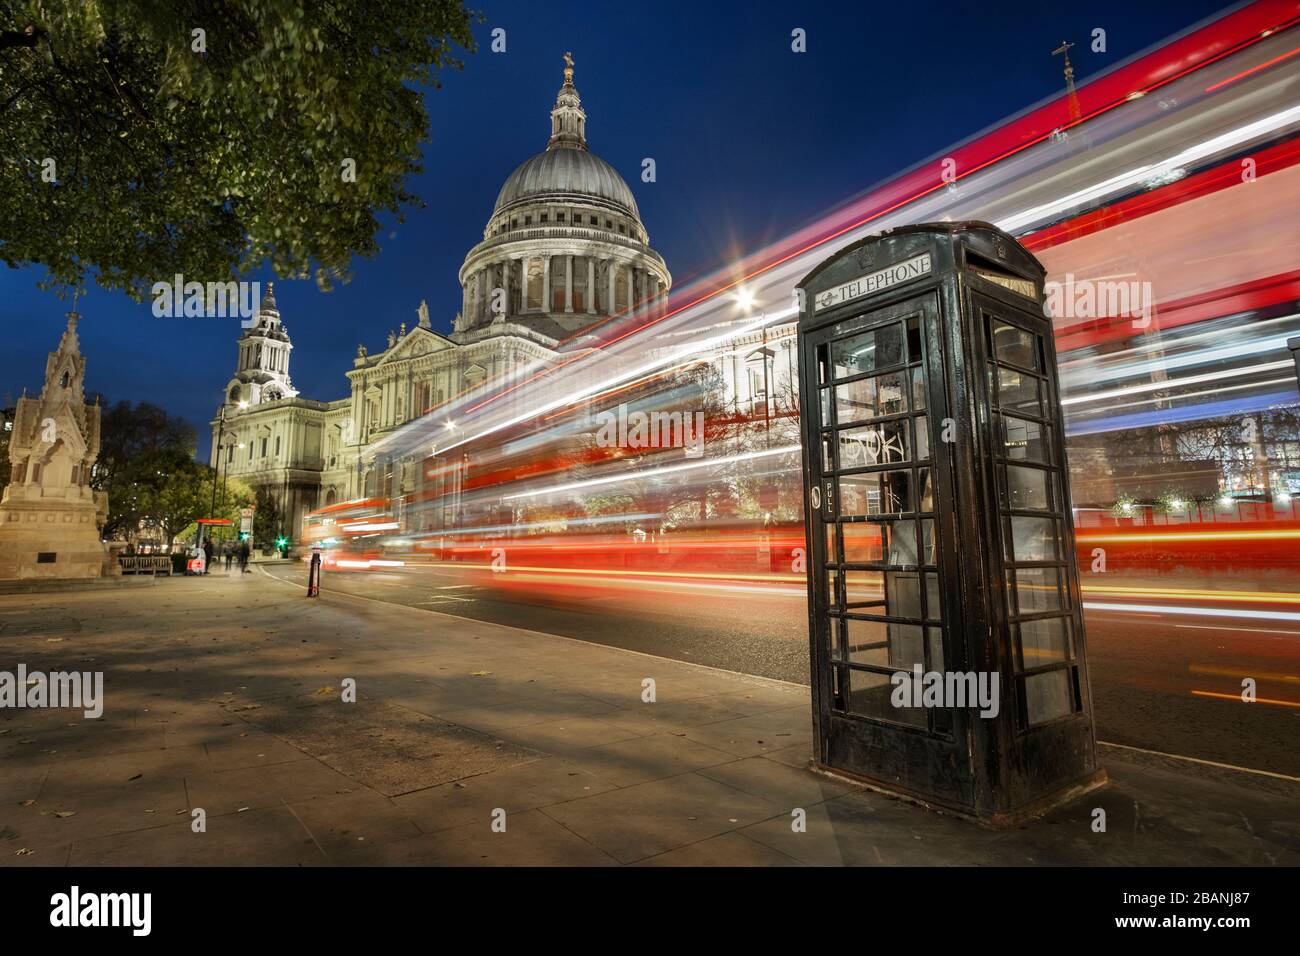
[[1076, 376, 1295, 414], [416, 512, 662, 537], [1062, 359, 1294, 405], [1067, 334, 1295, 387], [437, 306, 798, 458], [502, 444, 801, 501], [1084, 602, 1300, 623], [997, 104, 1300, 232]]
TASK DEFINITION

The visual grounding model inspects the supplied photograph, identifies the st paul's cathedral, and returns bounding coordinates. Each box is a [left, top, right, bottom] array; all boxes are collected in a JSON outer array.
[[211, 56, 672, 541]]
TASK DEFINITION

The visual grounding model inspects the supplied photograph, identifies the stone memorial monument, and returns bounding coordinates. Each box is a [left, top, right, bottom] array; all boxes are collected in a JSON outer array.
[[0, 312, 110, 579]]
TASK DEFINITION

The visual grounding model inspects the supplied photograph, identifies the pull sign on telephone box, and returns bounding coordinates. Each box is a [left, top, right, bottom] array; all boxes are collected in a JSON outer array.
[[795, 222, 1105, 825]]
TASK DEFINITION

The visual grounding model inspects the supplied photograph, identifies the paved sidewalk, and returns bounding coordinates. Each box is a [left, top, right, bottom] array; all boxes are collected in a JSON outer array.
[[0, 570, 1296, 866]]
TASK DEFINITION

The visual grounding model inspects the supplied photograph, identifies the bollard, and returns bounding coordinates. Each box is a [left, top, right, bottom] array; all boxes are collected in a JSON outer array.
[[307, 544, 322, 598]]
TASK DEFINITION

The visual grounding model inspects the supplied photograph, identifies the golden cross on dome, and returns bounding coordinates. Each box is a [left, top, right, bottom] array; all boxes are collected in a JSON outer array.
[[563, 51, 574, 83]]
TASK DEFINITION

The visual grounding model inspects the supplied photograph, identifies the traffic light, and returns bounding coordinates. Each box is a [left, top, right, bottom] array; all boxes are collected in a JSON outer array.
[[239, 532, 250, 541], [275, 536, 288, 549]]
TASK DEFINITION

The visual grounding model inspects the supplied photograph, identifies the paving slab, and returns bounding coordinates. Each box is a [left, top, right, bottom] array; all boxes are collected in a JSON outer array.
[[540, 771, 789, 863], [314, 809, 620, 866], [561, 732, 741, 788], [391, 757, 618, 834], [634, 831, 806, 867]]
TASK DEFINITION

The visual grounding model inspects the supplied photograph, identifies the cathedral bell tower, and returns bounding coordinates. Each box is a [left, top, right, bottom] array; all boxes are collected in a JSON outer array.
[[225, 283, 298, 407]]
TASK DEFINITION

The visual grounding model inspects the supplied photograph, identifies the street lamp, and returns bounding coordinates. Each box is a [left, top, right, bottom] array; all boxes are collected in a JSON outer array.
[[210, 402, 231, 522]]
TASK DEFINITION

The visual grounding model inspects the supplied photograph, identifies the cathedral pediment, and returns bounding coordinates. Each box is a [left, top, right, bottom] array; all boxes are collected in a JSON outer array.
[[375, 327, 455, 366]]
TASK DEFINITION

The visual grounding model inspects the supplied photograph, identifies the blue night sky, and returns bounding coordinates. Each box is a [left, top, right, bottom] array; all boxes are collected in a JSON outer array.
[[0, 0, 1233, 459]]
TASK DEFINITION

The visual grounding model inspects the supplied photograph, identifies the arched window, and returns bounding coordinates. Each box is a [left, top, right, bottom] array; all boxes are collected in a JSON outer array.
[[229, 385, 241, 403], [59, 371, 70, 389]]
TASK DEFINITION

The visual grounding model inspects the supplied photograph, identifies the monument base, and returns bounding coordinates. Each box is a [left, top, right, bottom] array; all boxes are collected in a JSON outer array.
[[0, 499, 108, 580]]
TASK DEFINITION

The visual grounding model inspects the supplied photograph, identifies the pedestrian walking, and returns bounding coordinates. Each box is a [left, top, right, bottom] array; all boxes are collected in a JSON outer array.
[[224, 542, 233, 572], [239, 539, 251, 574], [202, 536, 214, 575]]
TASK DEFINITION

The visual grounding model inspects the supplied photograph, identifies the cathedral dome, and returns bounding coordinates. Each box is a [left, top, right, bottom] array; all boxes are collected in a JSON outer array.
[[494, 148, 639, 219], [456, 54, 670, 345]]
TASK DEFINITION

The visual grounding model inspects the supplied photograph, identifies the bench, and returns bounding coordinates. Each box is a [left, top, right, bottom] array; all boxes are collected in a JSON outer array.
[[117, 555, 173, 576]]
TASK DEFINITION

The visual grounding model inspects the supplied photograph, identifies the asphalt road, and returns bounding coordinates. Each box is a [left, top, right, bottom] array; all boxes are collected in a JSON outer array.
[[264, 562, 1300, 778]]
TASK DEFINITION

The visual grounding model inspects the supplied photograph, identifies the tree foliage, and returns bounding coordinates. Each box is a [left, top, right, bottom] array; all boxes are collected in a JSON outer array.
[[0, 0, 476, 296], [139, 450, 211, 547], [177, 472, 255, 546], [93, 399, 203, 545], [95, 399, 196, 492], [252, 484, 282, 546]]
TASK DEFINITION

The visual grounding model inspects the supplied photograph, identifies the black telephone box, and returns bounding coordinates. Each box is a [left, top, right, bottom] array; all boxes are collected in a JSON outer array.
[[796, 222, 1105, 825]]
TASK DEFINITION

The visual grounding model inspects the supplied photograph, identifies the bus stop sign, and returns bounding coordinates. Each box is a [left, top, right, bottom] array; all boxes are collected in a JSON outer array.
[[796, 222, 1105, 825]]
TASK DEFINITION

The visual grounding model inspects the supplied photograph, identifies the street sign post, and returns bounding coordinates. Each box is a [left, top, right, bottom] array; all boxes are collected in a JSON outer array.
[[795, 222, 1105, 825]]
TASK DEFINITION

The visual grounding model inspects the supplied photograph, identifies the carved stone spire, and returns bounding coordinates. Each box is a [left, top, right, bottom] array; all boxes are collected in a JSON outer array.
[[46, 311, 87, 405]]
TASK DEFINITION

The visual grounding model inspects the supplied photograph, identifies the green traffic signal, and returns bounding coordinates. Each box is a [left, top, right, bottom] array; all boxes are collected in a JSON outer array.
[[239, 532, 250, 541]]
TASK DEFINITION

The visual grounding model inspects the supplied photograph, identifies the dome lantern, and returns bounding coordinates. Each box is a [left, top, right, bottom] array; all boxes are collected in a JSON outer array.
[[548, 52, 587, 152]]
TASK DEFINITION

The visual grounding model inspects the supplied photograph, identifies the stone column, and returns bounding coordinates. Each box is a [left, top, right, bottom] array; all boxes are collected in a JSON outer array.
[[607, 260, 617, 315], [497, 260, 507, 319], [542, 256, 551, 314], [626, 266, 635, 312], [565, 255, 574, 313], [587, 258, 596, 314]]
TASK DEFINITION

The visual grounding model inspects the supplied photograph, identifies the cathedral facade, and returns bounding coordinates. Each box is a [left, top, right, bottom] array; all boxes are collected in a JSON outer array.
[[211, 57, 671, 542]]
